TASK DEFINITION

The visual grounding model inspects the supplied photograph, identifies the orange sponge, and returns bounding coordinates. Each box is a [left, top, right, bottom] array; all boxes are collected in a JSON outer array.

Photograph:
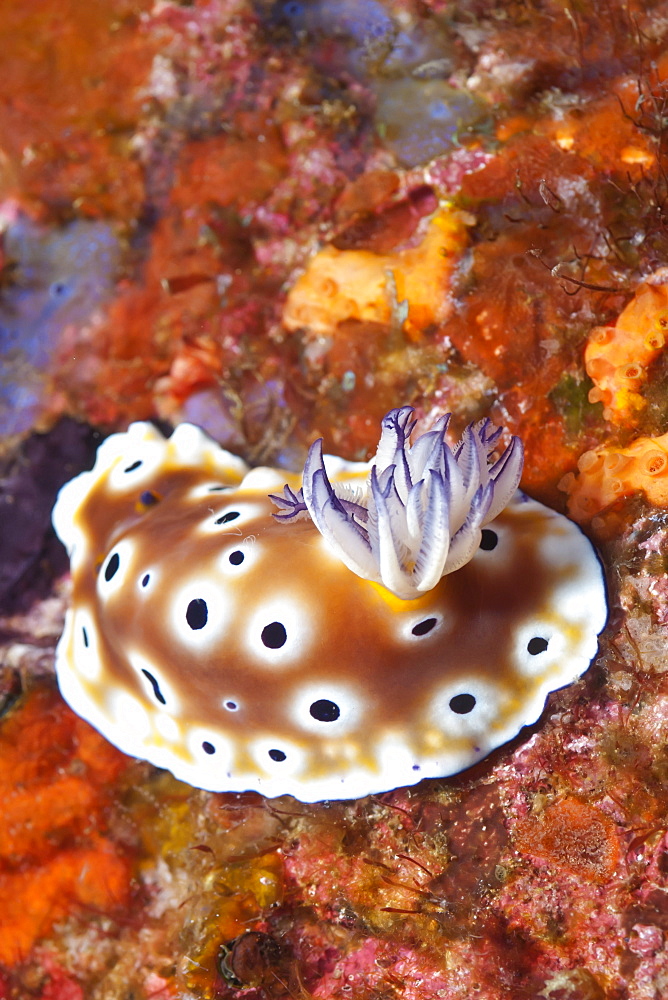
[[283, 207, 471, 340], [559, 431, 668, 522], [585, 270, 668, 425]]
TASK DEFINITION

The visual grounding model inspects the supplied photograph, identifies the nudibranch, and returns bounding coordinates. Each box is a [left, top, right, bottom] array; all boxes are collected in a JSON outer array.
[[52, 408, 607, 802]]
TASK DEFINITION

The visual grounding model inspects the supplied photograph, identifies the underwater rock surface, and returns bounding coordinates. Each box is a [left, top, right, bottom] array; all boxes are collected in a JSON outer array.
[[0, 218, 120, 435], [4, 0, 668, 997]]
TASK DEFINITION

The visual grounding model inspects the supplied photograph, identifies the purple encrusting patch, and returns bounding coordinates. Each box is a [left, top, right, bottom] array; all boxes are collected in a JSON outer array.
[[0, 419, 100, 614], [0, 217, 121, 435]]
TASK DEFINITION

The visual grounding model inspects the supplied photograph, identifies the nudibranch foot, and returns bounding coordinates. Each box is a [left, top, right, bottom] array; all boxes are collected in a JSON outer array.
[[52, 411, 607, 802]]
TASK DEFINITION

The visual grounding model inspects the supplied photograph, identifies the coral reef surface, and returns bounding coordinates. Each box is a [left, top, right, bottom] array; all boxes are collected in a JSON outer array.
[[5, 1, 668, 998]]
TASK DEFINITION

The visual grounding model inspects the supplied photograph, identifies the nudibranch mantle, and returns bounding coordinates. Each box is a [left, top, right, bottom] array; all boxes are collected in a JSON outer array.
[[52, 413, 607, 802]]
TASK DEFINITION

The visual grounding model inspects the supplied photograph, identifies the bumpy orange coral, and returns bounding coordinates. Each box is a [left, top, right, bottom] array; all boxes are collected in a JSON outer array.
[[559, 431, 668, 523], [0, 686, 132, 964], [584, 270, 668, 425], [282, 207, 471, 340]]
